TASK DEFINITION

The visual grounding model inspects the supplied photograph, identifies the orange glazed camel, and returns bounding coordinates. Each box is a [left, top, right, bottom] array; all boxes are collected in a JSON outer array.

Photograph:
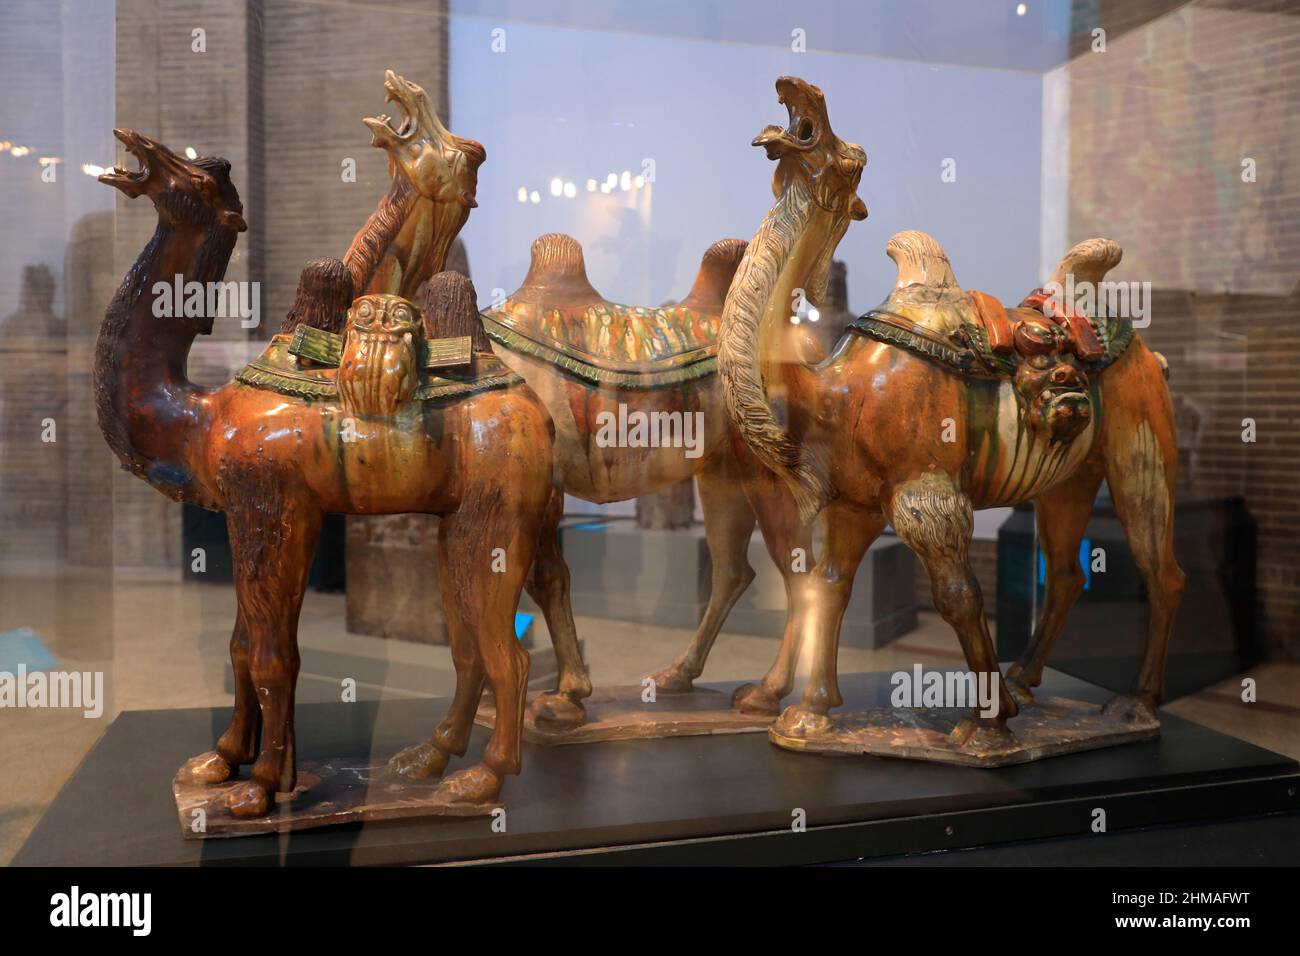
[[94, 129, 553, 815], [717, 77, 1184, 751]]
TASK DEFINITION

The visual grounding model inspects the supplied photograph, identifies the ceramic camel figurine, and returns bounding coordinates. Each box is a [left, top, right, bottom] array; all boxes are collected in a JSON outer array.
[[95, 129, 553, 815], [481, 235, 824, 725], [717, 76, 1184, 752], [350, 72, 822, 730]]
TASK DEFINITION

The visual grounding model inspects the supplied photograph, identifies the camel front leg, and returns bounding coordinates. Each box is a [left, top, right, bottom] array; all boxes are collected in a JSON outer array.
[[732, 466, 813, 716], [222, 488, 322, 818], [180, 607, 262, 785], [775, 503, 881, 734], [1005, 458, 1104, 705], [888, 474, 1018, 747]]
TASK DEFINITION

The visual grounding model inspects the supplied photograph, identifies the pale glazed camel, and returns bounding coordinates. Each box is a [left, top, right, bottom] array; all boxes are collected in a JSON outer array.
[[355, 72, 821, 726], [717, 77, 1184, 750]]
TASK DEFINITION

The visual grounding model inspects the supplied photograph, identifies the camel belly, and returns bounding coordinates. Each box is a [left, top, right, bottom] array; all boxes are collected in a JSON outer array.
[[965, 380, 1096, 508], [496, 346, 724, 503]]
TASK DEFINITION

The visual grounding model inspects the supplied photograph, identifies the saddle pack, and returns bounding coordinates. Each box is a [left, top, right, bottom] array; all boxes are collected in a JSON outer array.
[[235, 272, 521, 411], [848, 231, 1138, 446]]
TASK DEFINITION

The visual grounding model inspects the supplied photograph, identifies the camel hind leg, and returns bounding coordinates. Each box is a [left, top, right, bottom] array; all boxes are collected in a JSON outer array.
[[523, 488, 592, 729], [647, 460, 757, 693], [431, 496, 540, 805], [1101, 352, 1184, 717]]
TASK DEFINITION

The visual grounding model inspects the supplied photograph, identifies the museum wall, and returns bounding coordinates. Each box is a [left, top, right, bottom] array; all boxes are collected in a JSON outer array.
[[1063, 0, 1300, 657]]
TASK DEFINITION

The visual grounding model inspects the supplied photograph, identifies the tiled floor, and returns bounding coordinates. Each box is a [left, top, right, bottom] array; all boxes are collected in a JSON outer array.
[[1, 566, 1296, 865]]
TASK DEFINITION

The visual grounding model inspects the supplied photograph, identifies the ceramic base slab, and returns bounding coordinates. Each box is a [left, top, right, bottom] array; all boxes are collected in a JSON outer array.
[[173, 759, 499, 839], [770, 695, 1160, 767], [476, 684, 774, 745]]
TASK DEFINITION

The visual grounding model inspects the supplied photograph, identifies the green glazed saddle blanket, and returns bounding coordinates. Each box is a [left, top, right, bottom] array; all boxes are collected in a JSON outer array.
[[234, 326, 523, 402], [480, 298, 719, 390], [848, 301, 1135, 380]]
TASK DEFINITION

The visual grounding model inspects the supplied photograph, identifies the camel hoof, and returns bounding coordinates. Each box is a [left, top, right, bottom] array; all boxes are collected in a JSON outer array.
[[774, 705, 832, 739], [435, 764, 502, 805], [528, 692, 587, 729], [388, 741, 450, 780], [732, 682, 781, 716], [950, 718, 1018, 755], [1103, 693, 1158, 725], [1004, 674, 1035, 708], [226, 781, 270, 818], [647, 666, 694, 694], [180, 750, 234, 785]]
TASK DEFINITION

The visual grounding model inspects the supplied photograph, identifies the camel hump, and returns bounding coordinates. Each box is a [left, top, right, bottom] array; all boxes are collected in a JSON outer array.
[[280, 257, 353, 335], [420, 270, 493, 352], [1045, 238, 1123, 288], [518, 232, 602, 302], [886, 230, 960, 291], [680, 238, 747, 312]]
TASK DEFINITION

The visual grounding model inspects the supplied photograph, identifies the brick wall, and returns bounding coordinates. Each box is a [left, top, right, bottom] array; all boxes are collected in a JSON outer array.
[[1065, 0, 1300, 656]]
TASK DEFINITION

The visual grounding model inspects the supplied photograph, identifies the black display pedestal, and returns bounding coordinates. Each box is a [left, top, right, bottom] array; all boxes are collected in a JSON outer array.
[[15, 670, 1297, 866]]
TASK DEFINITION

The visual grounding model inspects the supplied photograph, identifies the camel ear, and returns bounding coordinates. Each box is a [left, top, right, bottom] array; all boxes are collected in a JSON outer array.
[[220, 210, 248, 232]]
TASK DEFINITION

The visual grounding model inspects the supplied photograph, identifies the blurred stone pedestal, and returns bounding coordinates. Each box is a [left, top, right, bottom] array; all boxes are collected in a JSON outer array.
[[346, 515, 448, 644]]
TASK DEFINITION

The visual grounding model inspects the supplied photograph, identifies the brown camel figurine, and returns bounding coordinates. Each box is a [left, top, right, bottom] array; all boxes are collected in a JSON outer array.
[[94, 129, 553, 815], [352, 72, 821, 728], [717, 76, 1184, 752]]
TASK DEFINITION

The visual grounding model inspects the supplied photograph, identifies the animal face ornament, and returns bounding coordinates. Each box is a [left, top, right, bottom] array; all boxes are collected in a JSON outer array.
[[363, 70, 486, 209], [1010, 317, 1092, 445], [337, 294, 422, 417]]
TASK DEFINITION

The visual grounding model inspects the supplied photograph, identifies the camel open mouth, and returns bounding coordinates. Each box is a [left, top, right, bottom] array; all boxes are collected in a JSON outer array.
[[363, 69, 420, 146], [752, 76, 825, 158], [99, 127, 153, 196]]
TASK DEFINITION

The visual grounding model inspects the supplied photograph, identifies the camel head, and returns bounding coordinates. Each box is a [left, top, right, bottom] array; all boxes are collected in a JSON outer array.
[[751, 76, 867, 306], [363, 69, 486, 209], [753, 76, 867, 222], [99, 128, 247, 232]]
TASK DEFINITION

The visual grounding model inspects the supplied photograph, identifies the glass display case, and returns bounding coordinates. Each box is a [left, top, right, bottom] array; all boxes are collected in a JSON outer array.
[[1, 0, 1297, 881]]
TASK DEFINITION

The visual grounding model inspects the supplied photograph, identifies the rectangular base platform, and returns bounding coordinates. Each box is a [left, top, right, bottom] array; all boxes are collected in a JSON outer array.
[[15, 669, 1299, 866], [173, 760, 499, 839], [771, 695, 1159, 767]]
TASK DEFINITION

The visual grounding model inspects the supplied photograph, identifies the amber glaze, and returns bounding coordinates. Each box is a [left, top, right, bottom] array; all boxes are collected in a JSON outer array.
[[94, 128, 552, 815], [718, 77, 1184, 746]]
